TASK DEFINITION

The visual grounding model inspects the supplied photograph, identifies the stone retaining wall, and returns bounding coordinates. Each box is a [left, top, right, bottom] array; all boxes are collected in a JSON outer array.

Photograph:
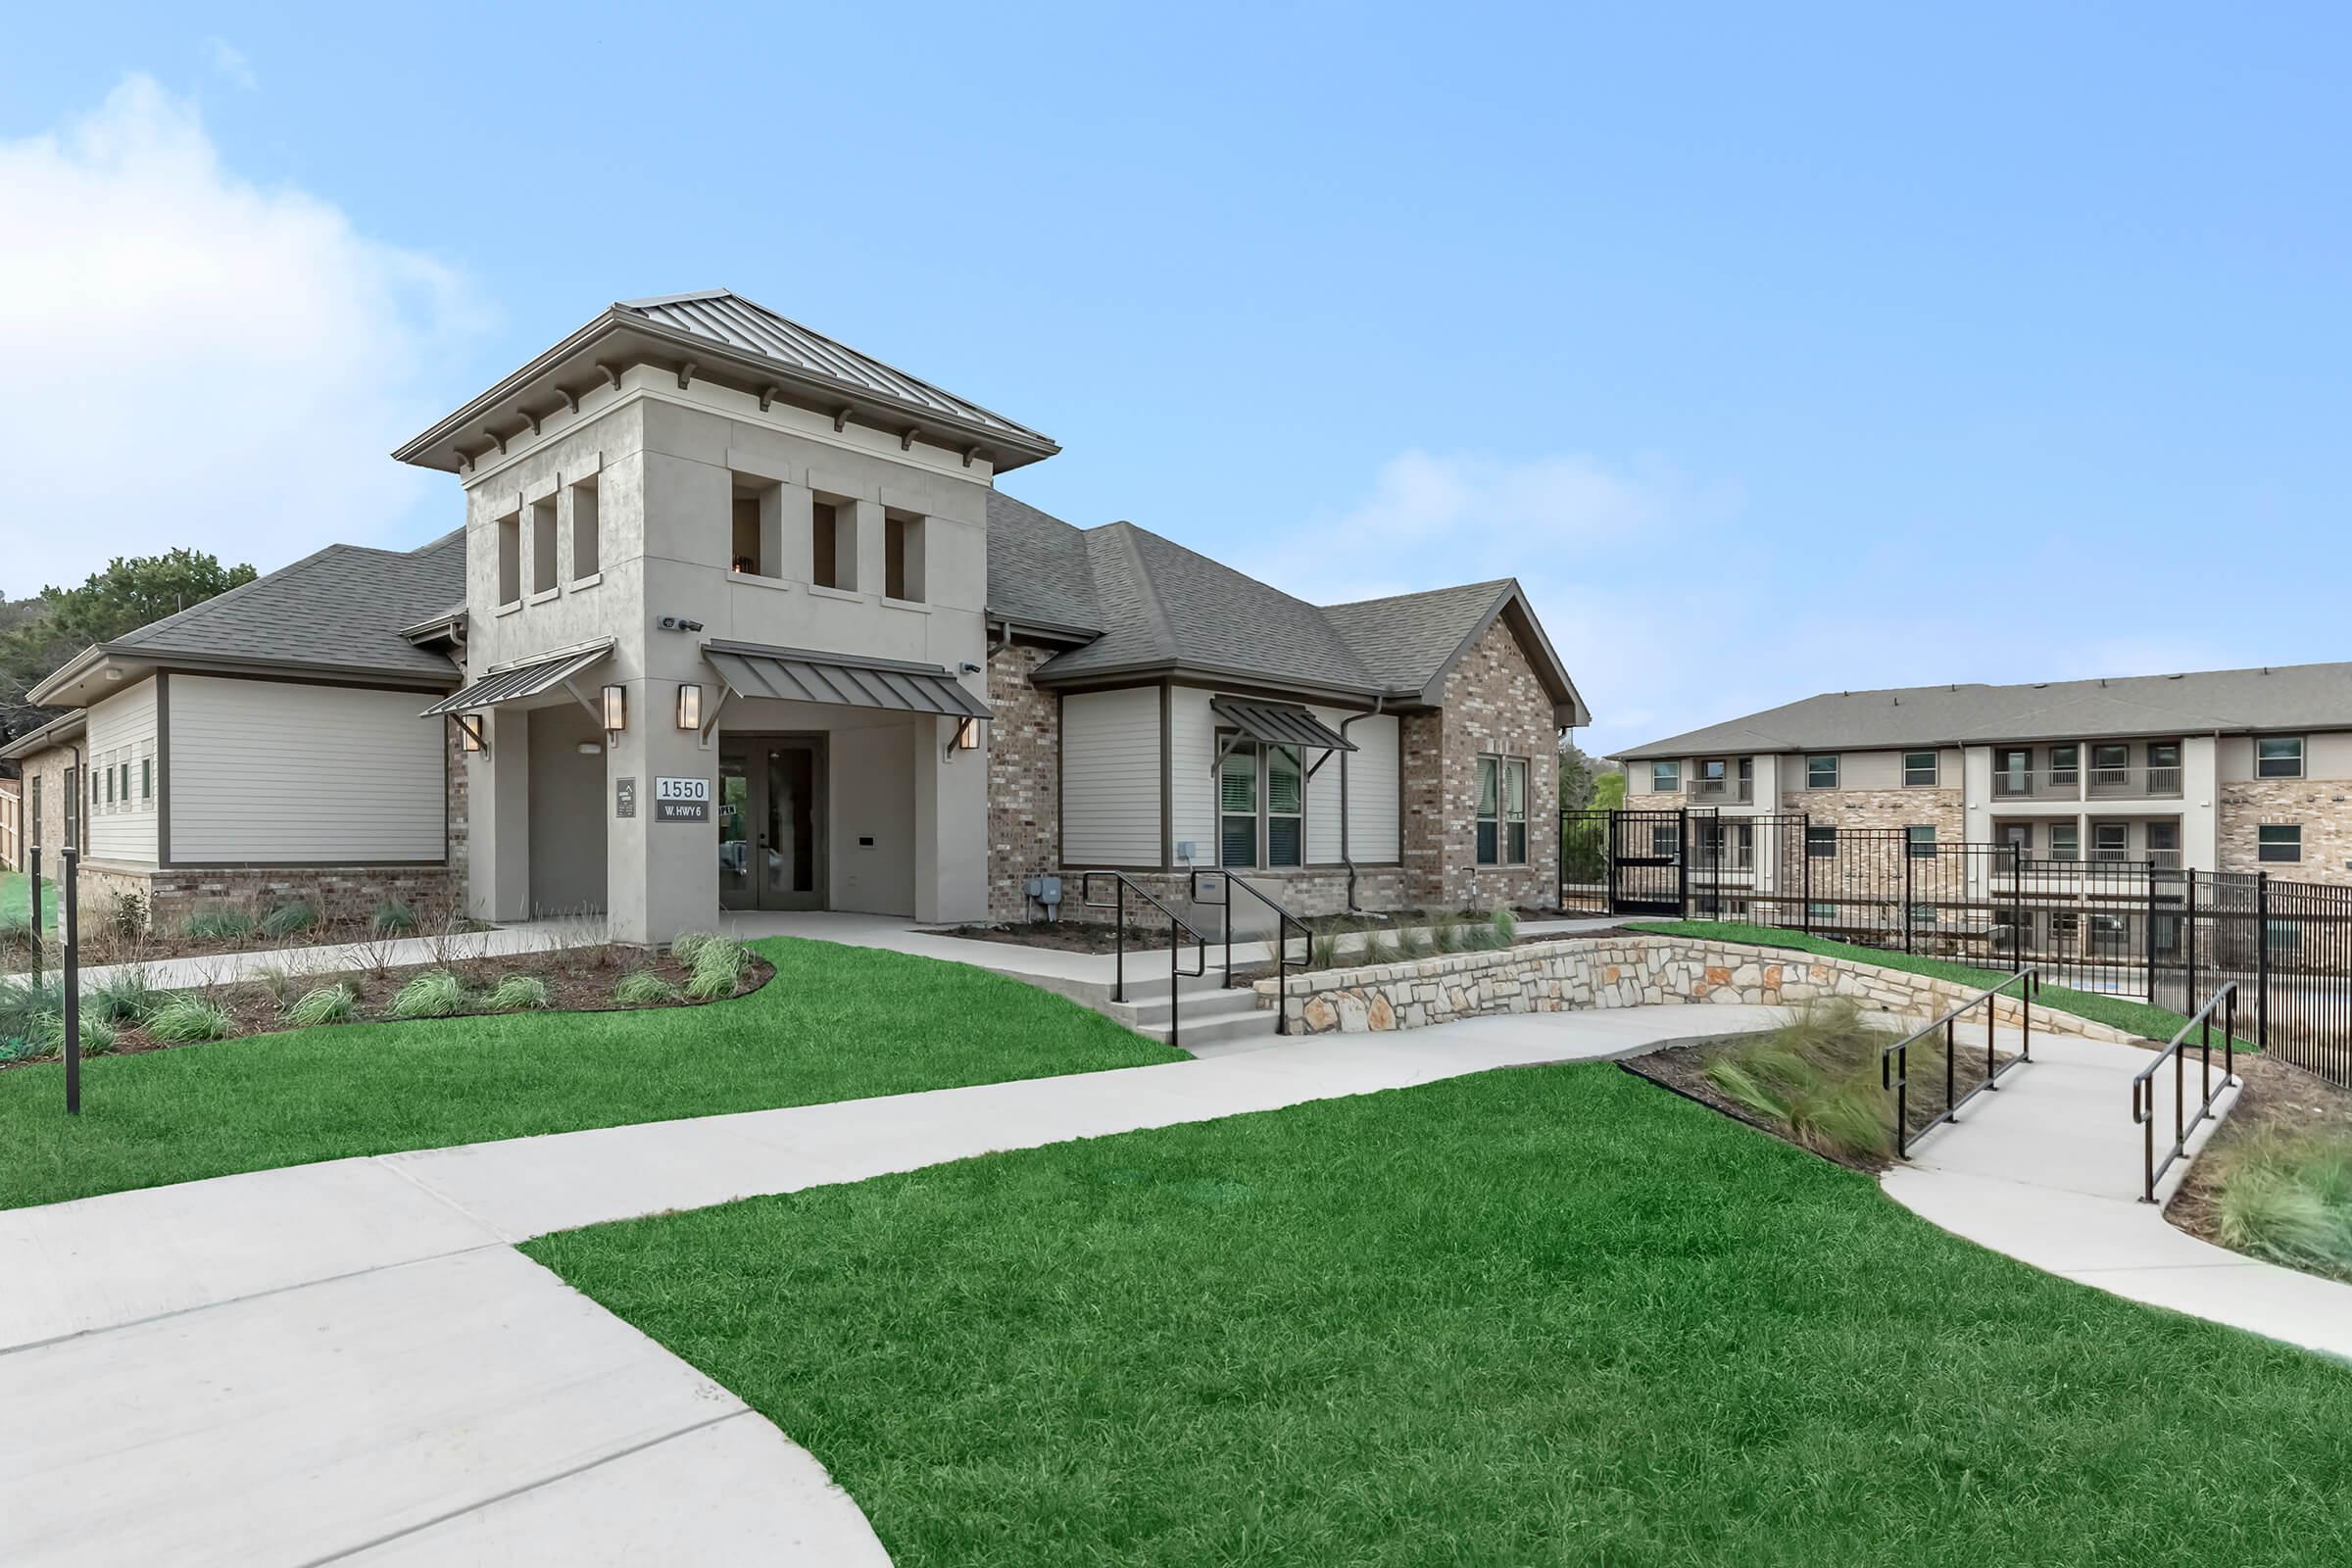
[[1255, 933, 2144, 1043]]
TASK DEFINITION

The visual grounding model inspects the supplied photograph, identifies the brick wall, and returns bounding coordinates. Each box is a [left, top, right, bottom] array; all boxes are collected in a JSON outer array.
[[1400, 616, 1560, 910], [986, 642, 1062, 920], [14, 745, 76, 868], [2219, 781, 2352, 882], [444, 716, 470, 887]]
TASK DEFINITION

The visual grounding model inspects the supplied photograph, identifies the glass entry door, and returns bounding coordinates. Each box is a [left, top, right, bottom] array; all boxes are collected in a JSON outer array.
[[716, 736, 826, 911]]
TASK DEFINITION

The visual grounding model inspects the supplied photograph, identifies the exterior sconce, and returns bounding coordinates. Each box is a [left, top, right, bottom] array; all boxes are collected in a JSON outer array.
[[946, 715, 984, 760], [601, 684, 626, 738], [457, 713, 488, 753], [676, 682, 703, 730]]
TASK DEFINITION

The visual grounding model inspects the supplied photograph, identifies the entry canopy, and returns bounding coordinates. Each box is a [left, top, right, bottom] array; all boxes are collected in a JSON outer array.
[[420, 641, 612, 716], [704, 640, 991, 720], [1208, 697, 1356, 754]]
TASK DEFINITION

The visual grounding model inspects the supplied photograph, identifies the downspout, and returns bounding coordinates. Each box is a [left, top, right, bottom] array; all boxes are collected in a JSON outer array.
[[1340, 697, 1384, 912]]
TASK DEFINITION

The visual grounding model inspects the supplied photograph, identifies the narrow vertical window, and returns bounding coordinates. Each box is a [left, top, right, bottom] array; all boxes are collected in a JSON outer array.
[[1220, 743, 1259, 868], [530, 494, 559, 595], [1476, 757, 1501, 865], [1504, 758, 1529, 863], [1267, 745, 1302, 867], [884, 512, 925, 602], [496, 510, 521, 605]]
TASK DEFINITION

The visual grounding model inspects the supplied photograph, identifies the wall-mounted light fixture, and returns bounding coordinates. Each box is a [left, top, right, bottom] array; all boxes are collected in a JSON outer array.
[[676, 682, 703, 730], [601, 684, 626, 739], [458, 713, 487, 753], [945, 715, 985, 760]]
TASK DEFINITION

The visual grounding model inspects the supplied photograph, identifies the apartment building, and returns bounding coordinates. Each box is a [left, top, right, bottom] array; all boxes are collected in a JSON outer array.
[[1615, 663, 2352, 883]]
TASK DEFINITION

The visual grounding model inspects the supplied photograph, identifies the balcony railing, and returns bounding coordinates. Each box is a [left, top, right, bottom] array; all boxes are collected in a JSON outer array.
[[1990, 764, 2181, 800], [1685, 777, 1754, 804]]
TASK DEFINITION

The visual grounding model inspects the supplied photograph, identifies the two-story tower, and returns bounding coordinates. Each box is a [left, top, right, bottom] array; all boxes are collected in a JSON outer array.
[[394, 291, 1059, 942]]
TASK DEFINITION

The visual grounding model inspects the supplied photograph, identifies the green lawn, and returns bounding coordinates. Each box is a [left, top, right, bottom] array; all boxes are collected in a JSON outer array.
[[0, 868, 57, 935], [531, 1066, 2352, 1566], [0, 938, 1179, 1210], [1628, 918, 2212, 1042]]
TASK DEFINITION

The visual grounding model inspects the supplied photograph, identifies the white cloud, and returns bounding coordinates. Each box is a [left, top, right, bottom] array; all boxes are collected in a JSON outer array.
[[203, 38, 257, 91], [0, 75, 484, 595]]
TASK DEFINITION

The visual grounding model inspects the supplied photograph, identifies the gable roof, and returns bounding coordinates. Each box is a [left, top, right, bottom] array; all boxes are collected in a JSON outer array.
[[28, 532, 466, 706], [984, 495, 1587, 721], [1616, 662, 2352, 760]]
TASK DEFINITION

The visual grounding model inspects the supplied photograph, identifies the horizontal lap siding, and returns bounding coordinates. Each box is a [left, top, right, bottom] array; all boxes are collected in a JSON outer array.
[[1061, 687, 1161, 866], [168, 676, 446, 863], [86, 680, 160, 865], [1306, 710, 1398, 864], [1169, 689, 1216, 861]]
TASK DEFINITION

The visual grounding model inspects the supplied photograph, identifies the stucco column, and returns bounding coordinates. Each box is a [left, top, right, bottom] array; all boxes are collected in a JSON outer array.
[[2182, 735, 2220, 871], [912, 713, 989, 923], [849, 499, 884, 596], [605, 679, 720, 945], [470, 710, 532, 922]]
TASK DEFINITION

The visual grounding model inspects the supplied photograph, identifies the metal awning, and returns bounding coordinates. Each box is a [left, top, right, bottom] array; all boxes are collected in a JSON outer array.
[[704, 642, 991, 720], [1209, 697, 1356, 753], [419, 642, 612, 717]]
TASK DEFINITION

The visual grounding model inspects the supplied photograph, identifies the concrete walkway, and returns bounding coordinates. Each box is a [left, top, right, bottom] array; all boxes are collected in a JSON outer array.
[[1883, 1032, 2352, 1360], [0, 1003, 1763, 1568]]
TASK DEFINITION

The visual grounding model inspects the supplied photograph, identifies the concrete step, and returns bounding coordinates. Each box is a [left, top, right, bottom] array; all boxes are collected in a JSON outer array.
[[1116, 985, 1261, 1029], [1141, 1005, 1284, 1051]]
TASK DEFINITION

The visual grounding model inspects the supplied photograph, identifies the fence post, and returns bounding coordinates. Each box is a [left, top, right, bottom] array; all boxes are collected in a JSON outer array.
[[1802, 815, 1814, 936], [61, 846, 79, 1116], [1901, 845, 1914, 955], [2143, 862, 2157, 1005], [2256, 870, 2270, 1053], [1677, 808, 1690, 919], [2185, 867, 2198, 1015]]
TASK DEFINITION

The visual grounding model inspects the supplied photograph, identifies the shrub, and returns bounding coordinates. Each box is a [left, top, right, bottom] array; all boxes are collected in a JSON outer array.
[[1429, 909, 1466, 954], [0, 976, 66, 1053], [1491, 905, 1519, 946], [386, 970, 467, 1020], [371, 900, 418, 937], [146, 997, 236, 1043], [108, 891, 149, 942], [285, 984, 357, 1026], [261, 901, 318, 941], [690, 937, 748, 986], [483, 974, 551, 1012], [40, 1010, 118, 1055], [1307, 929, 1342, 971], [1361, 928, 1398, 967], [181, 906, 256, 942], [669, 930, 721, 964], [1394, 925, 1435, 960], [2210, 1130, 2352, 1278], [1700, 998, 1904, 1161], [89, 965, 166, 1024], [613, 970, 681, 1005]]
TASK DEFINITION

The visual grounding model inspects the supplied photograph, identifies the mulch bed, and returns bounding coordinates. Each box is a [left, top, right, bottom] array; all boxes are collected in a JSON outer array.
[[945, 920, 1179, 956], [3, 944, 774, 1070], [2165, 1054, 2352, 1260], [1620, 1031, 2016, 1175]]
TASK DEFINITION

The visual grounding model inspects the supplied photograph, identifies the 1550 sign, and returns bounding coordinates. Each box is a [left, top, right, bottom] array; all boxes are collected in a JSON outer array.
[[654, 776, 711, 824]]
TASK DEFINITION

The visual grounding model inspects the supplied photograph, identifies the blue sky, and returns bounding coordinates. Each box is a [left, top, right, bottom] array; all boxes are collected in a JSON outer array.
[[4, 3, 2345, 754]]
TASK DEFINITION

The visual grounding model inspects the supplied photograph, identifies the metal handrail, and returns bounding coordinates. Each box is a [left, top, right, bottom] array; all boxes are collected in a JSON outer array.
[[1880, 967, 2040, 1158], [1188, 870, 1310, 1036], [2132, 983, 2239, 1204], [1079, 872, 1210, 1049]]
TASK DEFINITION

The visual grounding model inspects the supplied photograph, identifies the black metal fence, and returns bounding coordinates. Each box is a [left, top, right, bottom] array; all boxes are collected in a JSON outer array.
[[1561, 806, 2352, 1085]]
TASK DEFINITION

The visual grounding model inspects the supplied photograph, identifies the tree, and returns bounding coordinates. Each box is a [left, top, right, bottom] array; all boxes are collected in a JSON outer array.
[[0, 550, 258, 739]]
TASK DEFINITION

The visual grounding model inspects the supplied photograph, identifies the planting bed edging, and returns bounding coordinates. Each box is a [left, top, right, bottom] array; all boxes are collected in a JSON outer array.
[[1252, 934, 2144, 1043]]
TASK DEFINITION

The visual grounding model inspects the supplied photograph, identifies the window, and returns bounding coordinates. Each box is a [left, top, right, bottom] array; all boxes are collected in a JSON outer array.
[[1220, 739, 1303, 869], [2090, 743, 2129, 789], [1506, 760, 1529, 863], [1807, 902, 1838, 922], [2259, 824, 2303, 863], [2048, 745, 2079, 786], [2049, 822, 2080, 860], [91, 768, 100, 806], [1650, 822, 1681, 860], [530, 493, 559, 595], [2091, 822, 2129, 861], [730, 487, 768, 577], [2146, 821, 2180, 868], [1220, 745, 1258, 868], [141, 757, 153, 803], [884, 512, 925, 602], [119, 760, 130, 808], [2147, 740, 2180, 770], [2257, 737, 2306, 779], [1478, 758, 1499, 863], [1806, 824, 1837, 858], [1907, 824, 1936, 858], [570, 475, 600, 580], [1806, 755, 1838, 789], [1649, 760, 1681, 795], [810, 496, 858, 589], [496, 509, 521, 605], [1995, 748, 2032, 792], [1904, 751, 1938, 787], [104, 760, 115, 808]]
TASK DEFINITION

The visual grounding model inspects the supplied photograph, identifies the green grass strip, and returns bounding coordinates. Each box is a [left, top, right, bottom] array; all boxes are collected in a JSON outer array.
[[1625, 919, 2224, 1042], [530, 1065, 2352, 1565], [0, 937, 1179, 1209]]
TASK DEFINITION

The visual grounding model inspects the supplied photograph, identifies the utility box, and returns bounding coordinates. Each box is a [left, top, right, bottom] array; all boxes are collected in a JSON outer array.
[[1026, 874, 1063, 910]]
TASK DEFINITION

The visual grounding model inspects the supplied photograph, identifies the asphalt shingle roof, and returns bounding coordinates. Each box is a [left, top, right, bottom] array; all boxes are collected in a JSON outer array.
[[1617, 663, 2352, 759], [108, 531, 466, 680], [984, 495, 1536, 702]]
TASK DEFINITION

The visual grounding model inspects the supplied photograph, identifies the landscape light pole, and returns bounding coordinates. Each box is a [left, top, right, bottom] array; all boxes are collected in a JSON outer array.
[[28, 845, 40, 985], [61, 845, 79, 1115]]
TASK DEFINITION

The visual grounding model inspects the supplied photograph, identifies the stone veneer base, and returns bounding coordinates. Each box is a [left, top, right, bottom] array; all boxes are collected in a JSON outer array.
[[1257, 933, 2145, 1044]]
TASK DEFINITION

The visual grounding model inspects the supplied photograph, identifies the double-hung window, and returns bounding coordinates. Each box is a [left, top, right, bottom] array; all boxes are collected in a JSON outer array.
[[2048, 745, 2080, 789], [2259, 824, 2303, 863], [2049, 822, 2080, 861], [1906, 824, 1936, 858], [2091, 822, 2129, 861], [1476, 756, 1529, 865], [2257, 737, 2306, 779], [1903, 752, 1938, 787], [1219, 739, 1303, 870], [1807, 755, 1839, 789], [1806, 824, 1838, 858], [1649, 760, 1681, 795]]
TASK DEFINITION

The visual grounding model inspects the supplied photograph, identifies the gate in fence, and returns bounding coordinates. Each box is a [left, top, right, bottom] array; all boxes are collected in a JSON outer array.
[[1555, 806, 2352, 1086]]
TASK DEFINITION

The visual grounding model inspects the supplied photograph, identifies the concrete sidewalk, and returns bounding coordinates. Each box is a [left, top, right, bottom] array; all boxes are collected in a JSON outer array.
[[0, 1003, 1757, 1568], [1883, 1032, 2352, 1360]]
